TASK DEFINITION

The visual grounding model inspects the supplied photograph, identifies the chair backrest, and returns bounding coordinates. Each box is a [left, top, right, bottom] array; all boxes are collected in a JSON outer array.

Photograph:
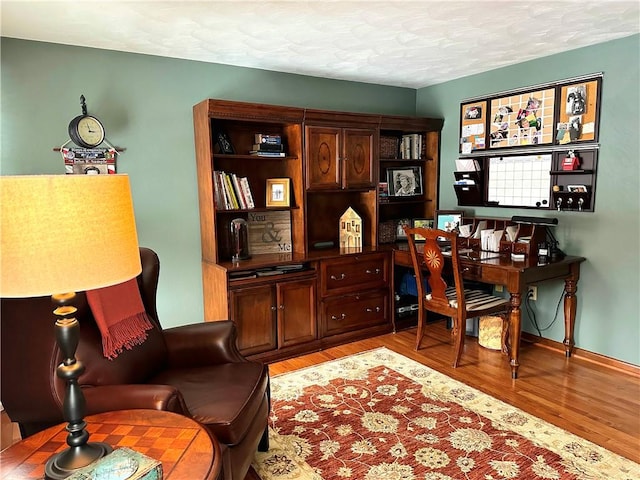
[[0, 247, 168, 432], [403, 226, 466, 317]]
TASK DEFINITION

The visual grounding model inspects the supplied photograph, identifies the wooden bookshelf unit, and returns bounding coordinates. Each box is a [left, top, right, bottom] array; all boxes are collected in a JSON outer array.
[[193, 99, 443, 361]]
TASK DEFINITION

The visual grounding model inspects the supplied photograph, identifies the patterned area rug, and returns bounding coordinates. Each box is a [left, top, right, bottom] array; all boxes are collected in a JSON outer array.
[[252, 348, 639, 480]]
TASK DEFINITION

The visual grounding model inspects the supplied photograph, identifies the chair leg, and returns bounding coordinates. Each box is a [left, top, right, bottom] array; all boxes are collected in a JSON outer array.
[[415, 309, 425, 350], [452, 316, 465, 368]]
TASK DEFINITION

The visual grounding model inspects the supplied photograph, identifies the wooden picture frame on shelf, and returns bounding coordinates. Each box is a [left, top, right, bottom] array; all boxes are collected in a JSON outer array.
[[386, 166, 423, 197], [265, 178, 290, 207], [412, 218, 434, 241], [395, 218, 412, 240]]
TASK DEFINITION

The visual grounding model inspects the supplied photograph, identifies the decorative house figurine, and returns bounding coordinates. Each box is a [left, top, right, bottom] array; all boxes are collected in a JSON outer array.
[[339, 207, 363, 249]]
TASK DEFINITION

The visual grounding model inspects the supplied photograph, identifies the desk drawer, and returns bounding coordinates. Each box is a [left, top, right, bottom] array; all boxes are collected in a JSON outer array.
[[321, 290, 389, 337], [320, 253, 389, 296]]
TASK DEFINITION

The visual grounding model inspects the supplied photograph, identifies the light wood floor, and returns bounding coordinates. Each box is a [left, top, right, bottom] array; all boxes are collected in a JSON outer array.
[[267, 321, 640, 464]]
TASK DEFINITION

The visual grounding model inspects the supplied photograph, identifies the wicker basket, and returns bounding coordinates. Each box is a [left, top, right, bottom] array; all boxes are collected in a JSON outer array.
[[378, 220, 397, 244], [380, 136, 400, 159], [478, 316, 503, 350]]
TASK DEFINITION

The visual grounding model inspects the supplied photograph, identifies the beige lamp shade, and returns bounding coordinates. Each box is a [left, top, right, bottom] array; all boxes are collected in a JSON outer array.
[[1, 174, 141, 297]]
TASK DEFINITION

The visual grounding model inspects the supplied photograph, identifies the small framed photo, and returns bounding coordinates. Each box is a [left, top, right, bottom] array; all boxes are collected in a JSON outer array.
[[412, 218, 434, 241], [387, 166, 423, 197], [266, 178, 290, 207], [435, 210, 464, 233], [567, 184, 588, 193], [214, 129, 235, 154], [395, 218, 411, 240]]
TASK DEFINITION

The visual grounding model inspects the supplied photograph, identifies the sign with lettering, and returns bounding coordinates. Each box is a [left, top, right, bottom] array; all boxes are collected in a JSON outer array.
[[247, 210, 292, 255]]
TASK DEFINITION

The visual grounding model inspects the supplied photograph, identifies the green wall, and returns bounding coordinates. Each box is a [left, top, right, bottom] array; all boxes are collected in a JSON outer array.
[[0, 37, 416, 334], [417, 35, 640, 366], [2, 35, 638, 365]]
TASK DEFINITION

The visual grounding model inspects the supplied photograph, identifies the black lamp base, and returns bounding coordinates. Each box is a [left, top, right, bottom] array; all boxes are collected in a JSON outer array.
[[45, 441, 113, 480]]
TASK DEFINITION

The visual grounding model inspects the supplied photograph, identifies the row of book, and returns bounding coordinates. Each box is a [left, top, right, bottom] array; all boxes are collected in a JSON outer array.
[[400, 134, 424, 160], [250, 134, 286, 157], [214, 171, 255, 210]]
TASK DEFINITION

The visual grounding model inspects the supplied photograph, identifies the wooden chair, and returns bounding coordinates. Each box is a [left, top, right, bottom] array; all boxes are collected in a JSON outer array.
[[403, 226, 510, 367]]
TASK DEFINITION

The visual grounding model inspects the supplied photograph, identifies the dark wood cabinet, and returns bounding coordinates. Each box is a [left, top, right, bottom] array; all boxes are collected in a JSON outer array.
[[229, 284, 277, 356], [319, 252, 391, 339], [305, 126, 375, 190], [230, 276, 317, 357], [277, 278, 317, 347], [193, 99, 443, 361]]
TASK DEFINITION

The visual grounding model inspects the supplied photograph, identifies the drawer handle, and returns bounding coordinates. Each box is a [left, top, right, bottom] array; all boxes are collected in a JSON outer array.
[[331, 313, 346, 321], [365, 268, 381, 274], [271, 306, 277, 311], [366, 306, 381, 313], [278, 304, 285, 310], [330, 273, 346, 281]]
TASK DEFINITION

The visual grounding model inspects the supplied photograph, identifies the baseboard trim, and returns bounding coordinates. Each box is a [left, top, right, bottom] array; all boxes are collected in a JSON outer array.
[[521, 332, 640, 377]]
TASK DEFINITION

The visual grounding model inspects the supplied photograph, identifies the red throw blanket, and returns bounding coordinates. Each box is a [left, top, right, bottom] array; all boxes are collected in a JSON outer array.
[[86, 278, 154, 360]]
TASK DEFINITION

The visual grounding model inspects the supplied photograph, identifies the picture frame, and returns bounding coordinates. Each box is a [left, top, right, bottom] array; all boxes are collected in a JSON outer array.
[[435, 210, 464, 233], [567, 184, 588, 193], [214, 129, 235, 154], [412, 218, 434, 241], [265, 178, 290, 207], [386, 166, 423, 197], [395, 218, 411, 240]]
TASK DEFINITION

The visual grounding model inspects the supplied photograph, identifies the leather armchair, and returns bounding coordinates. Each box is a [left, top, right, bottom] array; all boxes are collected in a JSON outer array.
[[1, 247, 269, 480]]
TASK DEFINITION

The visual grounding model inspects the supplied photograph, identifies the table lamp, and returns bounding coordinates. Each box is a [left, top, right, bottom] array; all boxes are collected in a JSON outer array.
[[0, 174, 141, 479]]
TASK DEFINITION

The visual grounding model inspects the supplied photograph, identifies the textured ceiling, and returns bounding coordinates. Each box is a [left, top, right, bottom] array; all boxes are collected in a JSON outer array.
[[2, 1, 639, 88]]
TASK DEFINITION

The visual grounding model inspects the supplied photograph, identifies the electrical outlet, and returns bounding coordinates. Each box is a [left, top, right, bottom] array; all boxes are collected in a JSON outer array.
[[527, 285, 538, 301]]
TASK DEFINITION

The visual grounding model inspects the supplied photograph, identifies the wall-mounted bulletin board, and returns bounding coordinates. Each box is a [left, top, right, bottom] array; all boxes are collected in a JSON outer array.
[[460, 101, 487, 153], [556, 78, 600, 144], [458, 73, 602, 153], [454, 73, 602, 212], [489, 88, 555, 148]]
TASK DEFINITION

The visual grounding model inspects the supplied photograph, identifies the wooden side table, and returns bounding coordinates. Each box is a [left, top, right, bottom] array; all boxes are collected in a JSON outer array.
[[0, 410, 222, 480]]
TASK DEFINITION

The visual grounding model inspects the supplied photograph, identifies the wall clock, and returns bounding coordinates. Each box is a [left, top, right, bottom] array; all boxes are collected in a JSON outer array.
[[68, 95, 105, 148]]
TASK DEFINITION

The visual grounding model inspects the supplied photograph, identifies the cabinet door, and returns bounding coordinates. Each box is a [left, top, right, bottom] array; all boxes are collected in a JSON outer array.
[[229, 284, 276, 356], [305, 126, 341, 190], [277, 278, 317, 347], [343, 128, 375, 189]]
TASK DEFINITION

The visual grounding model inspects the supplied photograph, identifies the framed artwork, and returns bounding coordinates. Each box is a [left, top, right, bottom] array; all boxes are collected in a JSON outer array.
[[567, 184, 588, 193], [435, 210, 464, 233], [265, 178, 290, 207], [412, 218, 434, 241], [386, 166, 423, 197]]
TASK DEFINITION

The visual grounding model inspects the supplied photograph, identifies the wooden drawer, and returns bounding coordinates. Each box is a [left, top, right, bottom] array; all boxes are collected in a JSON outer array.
[[320, 253, 389, 296], [321, 290, 388, 337]]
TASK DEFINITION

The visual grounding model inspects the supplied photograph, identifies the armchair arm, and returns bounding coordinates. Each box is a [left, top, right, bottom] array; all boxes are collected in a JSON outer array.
[[163, 320, 246, 369], [83, 384, 187, 416]]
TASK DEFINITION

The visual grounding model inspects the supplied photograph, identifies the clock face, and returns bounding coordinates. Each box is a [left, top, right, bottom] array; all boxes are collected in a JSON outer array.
[[69, 115, 105, 148]]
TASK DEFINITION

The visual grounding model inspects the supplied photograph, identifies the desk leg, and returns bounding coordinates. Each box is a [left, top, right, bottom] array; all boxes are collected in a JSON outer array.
[[563, 276, 578, 357], [508, 292, 522, 379]]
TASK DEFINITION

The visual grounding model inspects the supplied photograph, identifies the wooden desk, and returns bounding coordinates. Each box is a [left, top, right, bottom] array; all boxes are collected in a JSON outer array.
[[0, 410, 222, 480], [394, 247, 586, 378]]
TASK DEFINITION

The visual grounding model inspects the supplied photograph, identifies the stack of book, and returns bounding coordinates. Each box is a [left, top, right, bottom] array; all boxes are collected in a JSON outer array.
[[250, 134, 286, 157], [400, 133, 424, 160], [213, 170, 255, 210]]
